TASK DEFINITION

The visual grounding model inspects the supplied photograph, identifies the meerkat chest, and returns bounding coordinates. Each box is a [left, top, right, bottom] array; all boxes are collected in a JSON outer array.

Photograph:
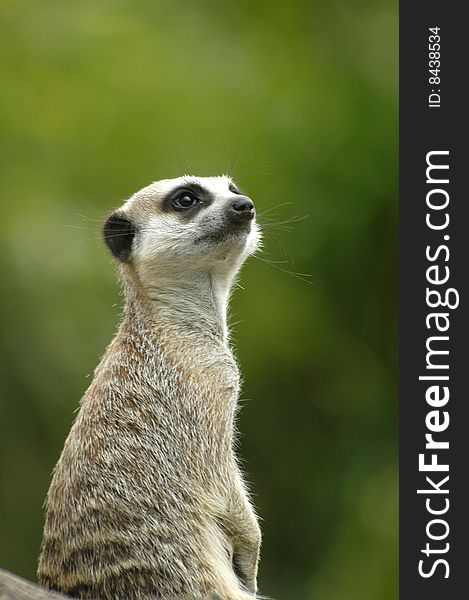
[[112, 324, 242, 419], [181, 343, 240, 399]]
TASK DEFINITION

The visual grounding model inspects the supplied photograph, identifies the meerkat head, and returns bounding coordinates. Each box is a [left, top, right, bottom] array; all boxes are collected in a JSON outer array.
[[103, 176, 261, 316]]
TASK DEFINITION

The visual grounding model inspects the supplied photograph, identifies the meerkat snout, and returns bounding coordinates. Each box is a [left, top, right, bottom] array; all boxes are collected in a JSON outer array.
[[229, 197, 255, 222]]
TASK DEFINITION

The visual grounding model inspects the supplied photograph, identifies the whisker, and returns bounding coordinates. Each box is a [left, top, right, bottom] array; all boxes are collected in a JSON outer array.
[[70, 232, 128, 240], [233, 164, 276, 177], [101, 231, 142, 239], [74, 213, 104, 223], [175, 151, 191, 175], [259, 224, 294, 233], [259, 214, 309, 227], [267, 232, 295, 263], [69, 232, 132, 243], [66, 224, 101, 231], [71, 237, 104, 243], [253, 255, 313, 285], [258, 258, 290, 265], [227, 153, 242, 179], [230, 319, 247, 328], [256, 202, 293, 218]]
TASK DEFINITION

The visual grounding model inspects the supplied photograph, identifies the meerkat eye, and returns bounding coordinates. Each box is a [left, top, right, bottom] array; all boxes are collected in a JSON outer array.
[[229, 183, 241, 194], [171, 191, 200, 211]]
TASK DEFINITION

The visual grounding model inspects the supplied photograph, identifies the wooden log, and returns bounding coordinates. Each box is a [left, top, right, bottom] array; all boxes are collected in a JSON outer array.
[[0, 569, 69, 600]]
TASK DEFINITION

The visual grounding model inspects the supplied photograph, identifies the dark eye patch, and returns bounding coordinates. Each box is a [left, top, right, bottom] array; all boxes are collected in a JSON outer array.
[[163, 183, 213, 218]]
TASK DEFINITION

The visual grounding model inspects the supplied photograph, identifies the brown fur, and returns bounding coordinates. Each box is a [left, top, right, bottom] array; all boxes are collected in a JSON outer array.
[[37, 177, 262, 600]]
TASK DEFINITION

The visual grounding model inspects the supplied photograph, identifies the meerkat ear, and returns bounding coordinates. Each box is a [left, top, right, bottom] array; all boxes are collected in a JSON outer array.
[[103, 211, 136, 263]]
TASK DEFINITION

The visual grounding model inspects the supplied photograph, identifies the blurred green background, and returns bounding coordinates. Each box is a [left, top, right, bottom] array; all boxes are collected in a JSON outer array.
[[0, 1, 397, 599]]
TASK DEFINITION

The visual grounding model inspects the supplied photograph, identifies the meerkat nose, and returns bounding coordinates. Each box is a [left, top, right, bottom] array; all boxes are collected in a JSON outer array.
[[230, 197, 255, 222]]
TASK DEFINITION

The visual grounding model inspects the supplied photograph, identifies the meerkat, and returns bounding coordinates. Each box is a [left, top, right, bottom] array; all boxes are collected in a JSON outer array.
[[37, 176, 262, 600]]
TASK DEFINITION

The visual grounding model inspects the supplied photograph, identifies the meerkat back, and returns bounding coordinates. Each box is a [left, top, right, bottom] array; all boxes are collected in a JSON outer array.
[[37, 176, 262, 600]]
